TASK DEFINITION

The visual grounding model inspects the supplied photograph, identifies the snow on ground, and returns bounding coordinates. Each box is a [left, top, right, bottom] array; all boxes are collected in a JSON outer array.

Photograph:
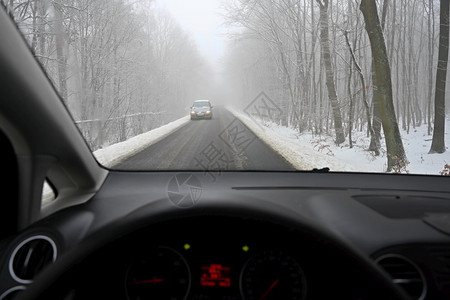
[[229, 107, 450, 175], [93, 116, 190, 167]]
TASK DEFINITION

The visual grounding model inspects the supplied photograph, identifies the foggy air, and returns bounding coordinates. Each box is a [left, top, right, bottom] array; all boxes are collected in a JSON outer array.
[[7, 0, 450, 174]]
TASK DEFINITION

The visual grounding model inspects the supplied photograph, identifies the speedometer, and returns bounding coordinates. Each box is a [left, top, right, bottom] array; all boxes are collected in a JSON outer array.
[[240, 250, 306, 300], [125, 246, 191, 300]]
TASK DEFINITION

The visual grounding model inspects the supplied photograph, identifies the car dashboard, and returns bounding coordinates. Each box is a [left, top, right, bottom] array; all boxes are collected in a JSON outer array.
[[0, 171, 450, 299]]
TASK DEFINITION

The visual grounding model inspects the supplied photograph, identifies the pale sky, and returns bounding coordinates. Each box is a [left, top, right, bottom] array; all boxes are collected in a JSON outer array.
[[153, 0, 227, 67]]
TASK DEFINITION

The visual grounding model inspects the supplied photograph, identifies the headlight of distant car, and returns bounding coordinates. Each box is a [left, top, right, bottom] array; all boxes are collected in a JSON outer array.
[[190, 111, 196, 115], [206, 111, 211, 114]]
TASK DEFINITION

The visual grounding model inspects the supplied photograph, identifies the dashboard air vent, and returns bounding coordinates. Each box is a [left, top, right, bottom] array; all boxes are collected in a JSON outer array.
[[375, 254, 426, 300], [8, 235, 57, 284]]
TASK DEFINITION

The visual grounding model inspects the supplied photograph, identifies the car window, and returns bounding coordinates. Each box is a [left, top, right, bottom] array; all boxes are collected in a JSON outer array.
[[41, 181, 56, 205], [193, 101, 211, 107], [3, 0, 449, 175]]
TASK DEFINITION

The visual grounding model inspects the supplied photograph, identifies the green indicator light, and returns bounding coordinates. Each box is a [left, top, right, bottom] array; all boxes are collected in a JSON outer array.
[[242, 245, 249, 252], [184, 243, 191, 250]]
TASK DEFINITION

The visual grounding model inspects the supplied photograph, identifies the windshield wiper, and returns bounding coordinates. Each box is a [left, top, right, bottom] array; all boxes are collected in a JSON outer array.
[[311, 167, 330, 173]]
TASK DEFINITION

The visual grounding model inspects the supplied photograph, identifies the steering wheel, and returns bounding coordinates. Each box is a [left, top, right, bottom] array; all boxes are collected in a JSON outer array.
[[16, 202, 409, 300]]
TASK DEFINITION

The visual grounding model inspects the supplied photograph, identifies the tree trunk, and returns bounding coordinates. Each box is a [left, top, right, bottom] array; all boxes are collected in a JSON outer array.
[[360, 0, 407, 172], [53, 2, 68, 101], [369, 58, 382, 154], [427, 0, 435, 136], [347, 61, 354, 149], [368, 0, 389, 155], [344, 30, 379, 155], [429, 0, 449, 154], [316, 0, 345, 145]]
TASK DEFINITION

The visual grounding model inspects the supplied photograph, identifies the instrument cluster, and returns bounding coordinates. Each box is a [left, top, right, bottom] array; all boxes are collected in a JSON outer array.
[[71, 216, 359, 300], [124, 241, 307, 300]]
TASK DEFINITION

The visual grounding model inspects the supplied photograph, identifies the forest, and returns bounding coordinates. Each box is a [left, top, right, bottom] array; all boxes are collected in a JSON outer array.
[[222, 0, 448, 171], [3, 0, 449, 172], [4, 0, 213, 149]]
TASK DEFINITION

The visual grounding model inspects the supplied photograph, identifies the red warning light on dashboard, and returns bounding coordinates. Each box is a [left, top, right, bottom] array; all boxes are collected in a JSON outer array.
[[200, 264, 231, 287]]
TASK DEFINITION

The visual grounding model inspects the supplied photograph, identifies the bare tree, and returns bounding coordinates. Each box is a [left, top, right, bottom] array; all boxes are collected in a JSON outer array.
[[343, 30, 379, 155], [316, 0, 345, 144], [360, 0, 407, 172], [429, 0, 449, 154], [425, 0, 436, 136], [368, 0, 390, 155], [53, 1, 67, 101]]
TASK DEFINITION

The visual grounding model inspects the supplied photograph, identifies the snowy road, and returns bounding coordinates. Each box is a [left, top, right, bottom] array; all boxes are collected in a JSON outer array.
[[115, 107, 294, 171]]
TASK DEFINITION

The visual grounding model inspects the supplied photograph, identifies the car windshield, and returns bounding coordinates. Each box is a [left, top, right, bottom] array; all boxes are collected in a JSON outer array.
[[193, 101, 210, 107], [4, 0, 449, 175]]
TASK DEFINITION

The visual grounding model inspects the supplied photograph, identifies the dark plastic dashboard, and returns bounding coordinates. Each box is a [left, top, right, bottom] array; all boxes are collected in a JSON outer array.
[[1, 171, 450, 299]]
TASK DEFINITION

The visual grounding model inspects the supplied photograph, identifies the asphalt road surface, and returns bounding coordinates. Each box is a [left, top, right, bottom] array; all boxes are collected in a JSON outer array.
[[115, 107, 294, 171]]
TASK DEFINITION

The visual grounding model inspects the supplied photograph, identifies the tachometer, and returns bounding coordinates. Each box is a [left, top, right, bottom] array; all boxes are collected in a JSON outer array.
[[240, 250, 306, 300], [125, 246, 191, 300]]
